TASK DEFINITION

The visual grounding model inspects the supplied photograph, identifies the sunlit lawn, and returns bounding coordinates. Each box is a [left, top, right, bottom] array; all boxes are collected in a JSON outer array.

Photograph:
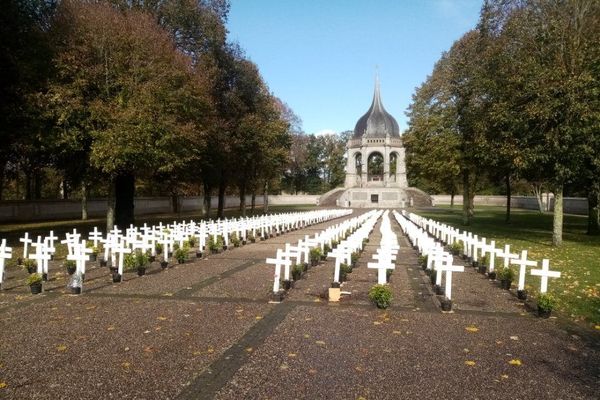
[[415, 206, 600, 326]]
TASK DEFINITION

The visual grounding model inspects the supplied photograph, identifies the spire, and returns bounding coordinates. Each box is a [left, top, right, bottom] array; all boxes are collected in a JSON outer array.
[[372, 68, 383, 112], [352, 72, 400, 139]]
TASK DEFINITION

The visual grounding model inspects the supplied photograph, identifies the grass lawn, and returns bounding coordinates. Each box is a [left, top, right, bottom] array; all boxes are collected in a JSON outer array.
[[415, 206, 600, 327]]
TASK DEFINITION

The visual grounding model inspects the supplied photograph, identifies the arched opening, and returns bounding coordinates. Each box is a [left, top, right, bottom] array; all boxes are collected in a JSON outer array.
[[355, 153, 362, 176], [367, 152, 384, 182], [389, 152, 398, 182]]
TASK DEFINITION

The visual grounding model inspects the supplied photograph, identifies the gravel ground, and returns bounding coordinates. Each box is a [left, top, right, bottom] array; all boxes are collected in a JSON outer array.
[[0, 209, 598, 400], [214, 305, 599, 400], [0, 296, 272, 399]]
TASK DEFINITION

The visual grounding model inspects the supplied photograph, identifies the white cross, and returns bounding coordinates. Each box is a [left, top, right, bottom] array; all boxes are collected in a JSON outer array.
[[496, 244, 518, 269], [266, 249, 292, 293], [20, 232, 32, 259], [510, 250, 538, 291], [32, 237, 51, 275], [368, 253, 395, 285], [328, 246, 351, 283], [530, 259, 561, 293], [47, 230, 58, 250], [439, 255, 464, 300], [114, 241, 132, 277], [88, 227, 103, 248], [67, 242, 92, 277], [482, 240, 497, 272], [0, 239, 12, 287]]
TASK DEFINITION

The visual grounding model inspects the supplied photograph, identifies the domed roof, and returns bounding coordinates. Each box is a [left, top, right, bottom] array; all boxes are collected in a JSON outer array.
[[353, 78, 400, 139]]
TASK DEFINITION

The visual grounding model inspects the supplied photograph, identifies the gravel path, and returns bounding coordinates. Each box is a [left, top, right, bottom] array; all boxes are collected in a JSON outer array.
[[0, 209, 597, 400]]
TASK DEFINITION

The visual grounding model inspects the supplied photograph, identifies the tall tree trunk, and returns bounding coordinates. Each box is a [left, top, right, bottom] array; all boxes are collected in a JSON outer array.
[[203, 182, 211, 219], [171, 192, 179, 214], [450, 186, 455, 208], [532, 183, 544, 213], [552, 186, 563, 246], [81, 182, 88, 220], [217, 178, 226, 219], [587, 186, 599, 235], [0, 158, 5, 200], [239, 180, 247, 217], [263, 180, 269, 213], [114, 172, 135, 229], [106, 182, 115, 232], [505, 174, 511, 223], [462, 169, 471, 225], [25, 171, 32, 200], [34, 169, 42, 199], [251, 190, 256, 213]]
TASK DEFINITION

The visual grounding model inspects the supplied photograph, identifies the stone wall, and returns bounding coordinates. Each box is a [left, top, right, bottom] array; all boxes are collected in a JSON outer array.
[[0, 195, 320, 222], [430, 195, 588, 215]]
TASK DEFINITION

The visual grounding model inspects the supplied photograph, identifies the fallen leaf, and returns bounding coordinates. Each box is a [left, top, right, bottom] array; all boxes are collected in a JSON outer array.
[[255, 316, 263, 320], [280, 363, 289, 370], [315, 340, 326, 345], [107, 326, 115, 331], [508, 359, 522, 366], [595, 325, 600, 331], [500, 374, 509, 379], [393, 330, 402, 335], [157, 316, 167, 321], [207, 347, 214, 353], [464, 360, 476, 366], [143, 346, 153, 353], [56, 345, 67, 352], [465, 326, 479, 333], [288, 353, 297, 357], [245, 347, 253, 353], [0, 382, 6, 389], [121, 362, 131, 369], [192, 351, 202, 356], [162, 292, 173, 297], [308, 369, 317, 374], [373, 321, 382, 325], [510, 336, 519, 341], [303, 334, 310, 339]]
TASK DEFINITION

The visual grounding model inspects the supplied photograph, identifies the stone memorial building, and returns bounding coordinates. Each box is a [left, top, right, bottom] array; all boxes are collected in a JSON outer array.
[[333, 79, 431, 208]]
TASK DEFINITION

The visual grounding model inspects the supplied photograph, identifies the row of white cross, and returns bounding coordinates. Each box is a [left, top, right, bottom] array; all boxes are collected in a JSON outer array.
[[403, 211, 561, 294], [0, 209, 352, 291], [266, 210, 379, 293], [394, 211, 465, 300], [367, 211, 399, 285]]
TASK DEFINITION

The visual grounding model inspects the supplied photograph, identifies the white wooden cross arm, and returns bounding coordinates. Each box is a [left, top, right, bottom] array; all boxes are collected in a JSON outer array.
[[510, 250, 538, 291], [266, 249, 292, 293], [530, 259, 561, 293]]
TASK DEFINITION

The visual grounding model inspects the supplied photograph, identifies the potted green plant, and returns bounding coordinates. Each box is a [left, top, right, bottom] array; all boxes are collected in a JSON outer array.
[[230, 232, 241, 248], [440, 297, 452, 311], [368, 284, 392, 309], [26, 273, 43, 294], [322, 244, 331, 260], [418, 255, 428, 270], [23, 259, 37, 274], [497, 267, 514, 290], [155, 243, 163, 255], [135, 250, 149, 276], [174, 244, 190, 264], [209, 236, 224, 254], [247, 231, 256, 243], [309, 248, 322, 267], [351, 252, 360, 268], [340, 263, 351, 282], [478, 254, 489, 274], [64, 260, 77, 275], [187, 236, 197, 248], [536, 293, 555, 318], [449, 242, 462, 256], [292, 263, 303, 281]]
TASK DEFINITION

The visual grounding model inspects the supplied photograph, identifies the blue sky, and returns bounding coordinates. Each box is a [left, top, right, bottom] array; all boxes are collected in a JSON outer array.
[[227, 0, 483, 135]]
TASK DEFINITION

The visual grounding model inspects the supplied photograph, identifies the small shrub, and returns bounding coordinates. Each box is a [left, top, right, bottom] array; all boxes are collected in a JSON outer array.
[[187, 236, 197, 247], [155, 243, 163, 254], [292, 263, 303, 280], [26, 273, 43, 286], [537, 293, 555, 312], [309, 247, 322, 262], [449, 242, 462, 254], [64, 260, 76, 268], [247, 231, 255, 241], [23, 259, 37, 268], [418, 255, 428, 268], [351, 252, 360, 266], [340, 263, 351, 281], [479, 254, 489, 267], [323, 243, 331, 255], [124, 253, 137, 272], [386, 269, 393, 282], [134, 250, 149, 269], [209, 235, 224, 252], [369, 284, 392, 309], [497, 267, 514, 281], [230, 232, 241, 247], [174, 245, 189, 263]]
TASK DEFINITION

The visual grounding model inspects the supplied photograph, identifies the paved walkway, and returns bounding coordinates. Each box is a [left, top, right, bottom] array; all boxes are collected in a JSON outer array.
[[0, 210, 597, 399]]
